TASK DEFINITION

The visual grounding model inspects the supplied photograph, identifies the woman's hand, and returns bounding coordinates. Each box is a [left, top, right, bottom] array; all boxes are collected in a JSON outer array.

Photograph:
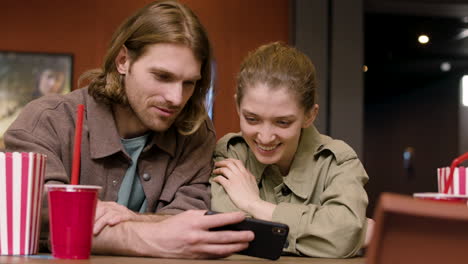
[[364, 218, 375, 248], [212, 158, 276, 221], [212, 158, 261, 214]]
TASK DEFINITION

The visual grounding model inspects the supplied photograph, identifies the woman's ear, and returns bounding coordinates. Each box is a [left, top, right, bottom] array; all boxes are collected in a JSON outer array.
[[115, 46, 130, 74], [303, 104, 319, 128]]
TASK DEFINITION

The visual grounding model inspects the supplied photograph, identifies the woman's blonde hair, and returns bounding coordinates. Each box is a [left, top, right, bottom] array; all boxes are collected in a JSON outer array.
[[236, 42, 317, 112], [80, 0, 213, 135]]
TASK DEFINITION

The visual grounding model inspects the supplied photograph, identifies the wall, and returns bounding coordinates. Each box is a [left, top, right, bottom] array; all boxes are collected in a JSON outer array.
[[293, 0, 364, 158], [329, 0, 364, 158], [364, 76, 459, 214], [294, 0, 329, 133], [0, 0, 289, 138]]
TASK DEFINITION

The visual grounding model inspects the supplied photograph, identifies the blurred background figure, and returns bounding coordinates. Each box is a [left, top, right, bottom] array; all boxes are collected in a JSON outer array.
[[0, 51, 72, 149], [33, 56, 71, 97], [37, 68, 66, 96]]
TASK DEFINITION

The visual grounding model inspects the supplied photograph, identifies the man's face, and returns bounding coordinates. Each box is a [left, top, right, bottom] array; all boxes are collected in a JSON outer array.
[[120, 43, 201, 133]]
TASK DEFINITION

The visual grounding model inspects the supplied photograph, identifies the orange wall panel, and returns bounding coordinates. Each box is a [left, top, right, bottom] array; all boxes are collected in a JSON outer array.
[[0, 0, 289, 138]]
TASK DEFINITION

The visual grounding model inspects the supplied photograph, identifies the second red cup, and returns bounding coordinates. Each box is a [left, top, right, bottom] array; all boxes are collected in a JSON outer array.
[[46, 184, 101, 259]]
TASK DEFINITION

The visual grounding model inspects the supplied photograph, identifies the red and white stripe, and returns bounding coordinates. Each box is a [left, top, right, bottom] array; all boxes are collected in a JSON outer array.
[[0, 152, 46, 255], [438, 166, 468, 195]]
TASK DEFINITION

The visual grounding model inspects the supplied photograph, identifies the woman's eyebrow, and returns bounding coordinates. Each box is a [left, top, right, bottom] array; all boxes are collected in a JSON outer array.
[[242, 110, 295, 119]]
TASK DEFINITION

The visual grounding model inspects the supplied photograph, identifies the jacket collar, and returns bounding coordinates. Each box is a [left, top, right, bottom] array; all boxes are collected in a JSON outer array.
[[283, 125, 326, 199], [248, 125, 327, 200], [86, 92, 177, 159]]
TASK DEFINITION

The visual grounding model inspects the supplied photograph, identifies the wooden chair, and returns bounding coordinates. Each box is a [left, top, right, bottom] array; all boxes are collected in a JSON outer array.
[[366, 192, 468, 264]]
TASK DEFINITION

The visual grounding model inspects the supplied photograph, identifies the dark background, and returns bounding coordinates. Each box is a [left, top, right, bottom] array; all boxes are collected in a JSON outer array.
[[364, 0, 468, 214]]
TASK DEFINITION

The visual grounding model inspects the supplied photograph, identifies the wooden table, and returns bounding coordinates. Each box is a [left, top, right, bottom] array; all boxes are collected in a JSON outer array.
[[0, 254, 365, 264]]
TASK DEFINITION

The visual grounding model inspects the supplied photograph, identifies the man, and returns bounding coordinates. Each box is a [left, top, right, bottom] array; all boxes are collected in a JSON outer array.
[[4, 0, 253, 259]]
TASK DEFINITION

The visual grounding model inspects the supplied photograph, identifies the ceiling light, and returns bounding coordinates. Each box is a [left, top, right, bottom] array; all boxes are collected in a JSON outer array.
[[418, 34, 429, 44], [440, 62, 451, 72]]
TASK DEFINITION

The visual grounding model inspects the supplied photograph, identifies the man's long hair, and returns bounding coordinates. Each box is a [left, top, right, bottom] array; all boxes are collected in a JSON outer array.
[[80, 0, 213, 135]]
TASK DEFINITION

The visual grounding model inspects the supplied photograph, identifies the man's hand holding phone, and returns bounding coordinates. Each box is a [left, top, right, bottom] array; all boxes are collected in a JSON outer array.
[[205, 211, 289, 260]]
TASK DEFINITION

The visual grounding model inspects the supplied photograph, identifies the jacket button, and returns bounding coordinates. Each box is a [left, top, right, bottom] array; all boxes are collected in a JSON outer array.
[[142, 173, 151, 181], [281, 186, 291, 196], [112, 179, 118, 185]]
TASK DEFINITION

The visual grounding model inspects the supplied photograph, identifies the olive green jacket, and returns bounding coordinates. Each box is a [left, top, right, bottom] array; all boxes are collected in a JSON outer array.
[[211, 125, 369, 258]]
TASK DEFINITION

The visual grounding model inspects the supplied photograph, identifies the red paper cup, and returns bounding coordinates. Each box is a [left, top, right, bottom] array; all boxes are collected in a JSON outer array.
[[46, 184, 101, 259], [413, 192, 468, 203], [0, 152, 47, 255]]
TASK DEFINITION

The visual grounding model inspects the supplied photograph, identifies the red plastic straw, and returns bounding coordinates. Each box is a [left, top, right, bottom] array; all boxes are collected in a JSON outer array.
[[444, 152, 468, 194], [71, 104, 85, 185]]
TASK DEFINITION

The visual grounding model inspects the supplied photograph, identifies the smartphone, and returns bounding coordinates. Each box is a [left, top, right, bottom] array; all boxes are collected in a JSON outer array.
[[205, 211, 289, 260]]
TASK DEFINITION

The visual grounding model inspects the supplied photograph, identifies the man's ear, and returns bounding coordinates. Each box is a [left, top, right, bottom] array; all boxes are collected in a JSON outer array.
[[115, 46, 130, 74], [303, 104, 319, 128]]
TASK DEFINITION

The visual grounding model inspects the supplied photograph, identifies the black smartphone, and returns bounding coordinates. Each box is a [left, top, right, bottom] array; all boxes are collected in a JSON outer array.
[[205, 211, 289, 260]]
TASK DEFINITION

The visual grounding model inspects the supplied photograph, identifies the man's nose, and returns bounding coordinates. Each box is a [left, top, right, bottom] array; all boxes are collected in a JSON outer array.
[[165, 82, 184, 106]]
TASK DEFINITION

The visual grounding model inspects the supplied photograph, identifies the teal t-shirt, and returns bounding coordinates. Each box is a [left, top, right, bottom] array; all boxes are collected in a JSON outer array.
[[117, 134, 149, 213]]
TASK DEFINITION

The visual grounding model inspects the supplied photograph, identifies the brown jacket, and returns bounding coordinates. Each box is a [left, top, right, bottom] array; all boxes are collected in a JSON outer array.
[[5, 88, 215, 245]]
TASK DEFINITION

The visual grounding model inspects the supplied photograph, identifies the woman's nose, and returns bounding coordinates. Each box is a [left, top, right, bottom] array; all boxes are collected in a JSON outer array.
[[257, 125, 276, 143]]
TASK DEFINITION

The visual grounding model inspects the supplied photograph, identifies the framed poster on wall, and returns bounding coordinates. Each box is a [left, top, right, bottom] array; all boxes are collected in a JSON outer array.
[[0, 51, 73, 149]]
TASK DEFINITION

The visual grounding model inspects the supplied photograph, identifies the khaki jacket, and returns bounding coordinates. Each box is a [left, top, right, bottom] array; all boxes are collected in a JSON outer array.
[[211, 126, 368, 258]]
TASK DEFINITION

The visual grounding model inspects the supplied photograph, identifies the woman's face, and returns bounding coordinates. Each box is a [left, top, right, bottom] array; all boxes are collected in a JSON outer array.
[[238, 83, 317, 174]]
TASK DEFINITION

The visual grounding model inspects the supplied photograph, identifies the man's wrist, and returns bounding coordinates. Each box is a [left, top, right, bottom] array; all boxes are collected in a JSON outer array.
[[92, 221, 164, 257], [134, 213, 172, 222]]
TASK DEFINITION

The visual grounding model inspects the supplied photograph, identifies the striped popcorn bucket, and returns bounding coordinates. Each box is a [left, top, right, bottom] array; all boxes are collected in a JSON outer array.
[[0, 152, 47, 255], [438, 167, 468, 195], [438, 152, 468, 195]]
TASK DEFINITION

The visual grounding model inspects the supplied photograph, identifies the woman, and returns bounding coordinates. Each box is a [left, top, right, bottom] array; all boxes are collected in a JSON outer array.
[[210, 42, 370, 258]]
